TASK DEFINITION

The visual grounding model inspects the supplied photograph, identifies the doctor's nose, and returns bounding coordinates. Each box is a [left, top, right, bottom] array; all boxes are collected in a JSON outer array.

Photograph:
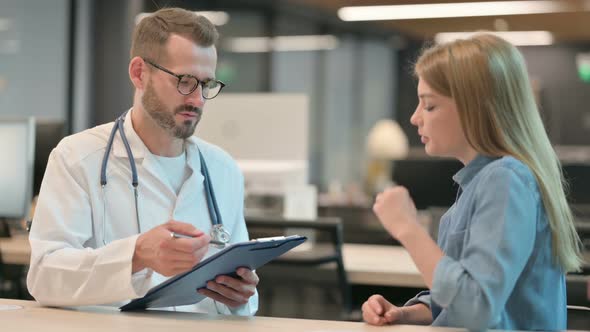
[[185, 85, 206, 108]]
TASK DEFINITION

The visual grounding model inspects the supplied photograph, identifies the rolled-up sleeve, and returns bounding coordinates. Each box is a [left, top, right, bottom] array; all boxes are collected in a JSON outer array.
[[431, 166, 537, 330], [405, 290, 431, 308]]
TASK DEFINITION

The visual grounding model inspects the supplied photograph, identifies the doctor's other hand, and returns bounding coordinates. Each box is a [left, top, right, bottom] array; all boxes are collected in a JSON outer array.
[[132, 220, 210, 276], [197, 267, 259, 308], [362, 295, 404, 326], [373, 186, 418, 240]]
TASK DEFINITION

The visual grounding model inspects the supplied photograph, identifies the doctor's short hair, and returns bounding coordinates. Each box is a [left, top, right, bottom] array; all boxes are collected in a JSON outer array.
[[130, 7, 219, 62]]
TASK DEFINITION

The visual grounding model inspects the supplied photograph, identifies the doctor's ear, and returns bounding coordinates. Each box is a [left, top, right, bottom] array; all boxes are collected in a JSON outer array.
[[129, 57, 148, 90]]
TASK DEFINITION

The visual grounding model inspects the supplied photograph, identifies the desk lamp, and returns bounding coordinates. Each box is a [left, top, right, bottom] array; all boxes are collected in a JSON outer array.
[[365, 119, 409, 195]]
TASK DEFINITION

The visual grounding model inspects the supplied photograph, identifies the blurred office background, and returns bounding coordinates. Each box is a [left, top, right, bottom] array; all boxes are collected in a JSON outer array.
[[0, 0, 589, 326]]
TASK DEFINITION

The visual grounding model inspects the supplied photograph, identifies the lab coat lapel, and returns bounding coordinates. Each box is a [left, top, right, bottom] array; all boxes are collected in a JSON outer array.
[[183, 137, 205, 192], [172, 137, 206, 223], [111, 109, 147, 160]]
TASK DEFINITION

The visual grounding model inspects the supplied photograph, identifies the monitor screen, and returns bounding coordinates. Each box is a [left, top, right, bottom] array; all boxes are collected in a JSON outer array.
[[392, 158, 463, 210], [33, 121, 65, 195], [0, 118, 35, 219], [195, 93, 309, 162], [195, 93, 310, 191]]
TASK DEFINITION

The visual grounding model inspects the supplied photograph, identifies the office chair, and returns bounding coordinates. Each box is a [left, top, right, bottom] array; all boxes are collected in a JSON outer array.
[[246, 216, 353, 320], [0, 215, 34, 300], [567, 305, 590, 330], [317, 206, 396, 245], [0, 245, 27, 299]]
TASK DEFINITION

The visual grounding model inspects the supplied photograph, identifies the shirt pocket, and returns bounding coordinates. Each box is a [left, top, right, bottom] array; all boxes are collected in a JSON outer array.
[[443, 229, 467, 260]]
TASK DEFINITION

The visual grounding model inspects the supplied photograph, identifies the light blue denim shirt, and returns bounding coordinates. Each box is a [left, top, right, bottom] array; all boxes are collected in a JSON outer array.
[[405, 155, 567, 331]]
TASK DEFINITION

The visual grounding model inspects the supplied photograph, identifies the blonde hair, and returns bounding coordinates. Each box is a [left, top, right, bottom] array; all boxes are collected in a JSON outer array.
[[415, 34, 582, 272], [130, 8, 219, 62]]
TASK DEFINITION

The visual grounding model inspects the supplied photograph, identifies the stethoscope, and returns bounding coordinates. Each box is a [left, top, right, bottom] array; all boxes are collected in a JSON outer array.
[[98, 110, 231, 246]]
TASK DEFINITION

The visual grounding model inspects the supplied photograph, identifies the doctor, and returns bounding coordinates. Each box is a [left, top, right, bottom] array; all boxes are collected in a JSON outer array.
[[27, 8, 258, 315]]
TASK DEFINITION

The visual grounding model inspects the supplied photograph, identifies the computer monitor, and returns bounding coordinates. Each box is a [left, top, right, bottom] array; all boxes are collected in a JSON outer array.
[[392, 158, 463, 210], [33, 121, 66, 195], [0, 118, 35, 236], [196, 93, 311, 219], [196, 93, 309, 191]]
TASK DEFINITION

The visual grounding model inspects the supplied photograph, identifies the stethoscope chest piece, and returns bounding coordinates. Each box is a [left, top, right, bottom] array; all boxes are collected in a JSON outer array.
[[210, 224, 231, 246]]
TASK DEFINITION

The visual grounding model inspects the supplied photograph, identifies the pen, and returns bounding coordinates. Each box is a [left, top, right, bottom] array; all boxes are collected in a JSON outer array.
[[171, 232, 226, 246]]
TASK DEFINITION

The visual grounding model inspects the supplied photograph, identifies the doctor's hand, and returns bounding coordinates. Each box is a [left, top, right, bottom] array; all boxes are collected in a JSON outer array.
[[373, 186, 418, 240], [132, 220, 210, 276], [362, 295, 404, 326], [197, 267, 258, 308]]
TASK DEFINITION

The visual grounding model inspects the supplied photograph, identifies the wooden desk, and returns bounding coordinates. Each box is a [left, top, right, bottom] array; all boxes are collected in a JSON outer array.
[[340, 245, 590, 288], [0, 235, 30, 265], [0, 237, 422, 286], [3, 236, 588, 290], [0, 298, 462, 332], [342, 244, 424, 288]]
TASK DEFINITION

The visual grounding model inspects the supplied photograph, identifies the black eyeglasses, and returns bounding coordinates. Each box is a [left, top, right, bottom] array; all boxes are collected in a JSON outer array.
[[143, 58, 225, 99]]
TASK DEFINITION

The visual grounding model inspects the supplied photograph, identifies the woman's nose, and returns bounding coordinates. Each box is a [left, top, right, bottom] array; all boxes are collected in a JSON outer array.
[[410, 106, 421, 127]]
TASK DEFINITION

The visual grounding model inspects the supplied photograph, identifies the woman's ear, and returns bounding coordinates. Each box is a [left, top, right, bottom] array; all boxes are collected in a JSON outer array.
[[129, 56, 146, 90]]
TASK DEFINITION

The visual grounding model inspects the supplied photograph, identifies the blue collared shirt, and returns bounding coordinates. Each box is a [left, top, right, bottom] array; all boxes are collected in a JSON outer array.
[[406, 155, 566, 330]]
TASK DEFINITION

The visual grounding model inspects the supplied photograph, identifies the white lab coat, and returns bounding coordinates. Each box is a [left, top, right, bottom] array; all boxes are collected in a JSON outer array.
[[27, 110, 258, 315]]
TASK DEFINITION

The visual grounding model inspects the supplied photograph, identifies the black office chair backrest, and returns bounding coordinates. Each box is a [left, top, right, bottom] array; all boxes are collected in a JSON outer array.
[[567, 305, 590, 330], [245, 216, 352, 317], [247, 216, 343, 258]]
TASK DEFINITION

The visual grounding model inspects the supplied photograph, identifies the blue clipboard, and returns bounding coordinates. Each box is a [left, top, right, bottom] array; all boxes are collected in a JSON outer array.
[[120, 235, 306, 311]]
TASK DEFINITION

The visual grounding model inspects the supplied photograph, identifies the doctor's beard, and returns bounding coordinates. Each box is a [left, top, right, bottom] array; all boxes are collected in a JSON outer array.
[[142, 82, 202, 139]]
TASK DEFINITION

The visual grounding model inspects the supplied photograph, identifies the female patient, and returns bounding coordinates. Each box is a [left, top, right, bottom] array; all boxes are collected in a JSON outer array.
[[362, 34, 583, 330]]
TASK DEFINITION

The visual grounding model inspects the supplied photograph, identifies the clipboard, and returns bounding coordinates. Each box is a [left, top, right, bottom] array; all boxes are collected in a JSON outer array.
[[120, 235, 306, 311]]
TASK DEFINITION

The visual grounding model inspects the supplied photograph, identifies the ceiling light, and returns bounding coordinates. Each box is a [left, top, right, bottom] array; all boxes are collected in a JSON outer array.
[[223, 37, 270, 53], [194, 11, 230, 26], [135, 11, 229, 26], [338, 1, 583, 21], [223, 35, 339, 53], [493, 18, 510, 31], [273, 35, 338, 52], [434, 31, 554, 46]]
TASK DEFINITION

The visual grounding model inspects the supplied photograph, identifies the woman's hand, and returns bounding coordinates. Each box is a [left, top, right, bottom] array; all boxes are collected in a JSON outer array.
[[373, 186, 418, 239], [362, 295, 404, 325]]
